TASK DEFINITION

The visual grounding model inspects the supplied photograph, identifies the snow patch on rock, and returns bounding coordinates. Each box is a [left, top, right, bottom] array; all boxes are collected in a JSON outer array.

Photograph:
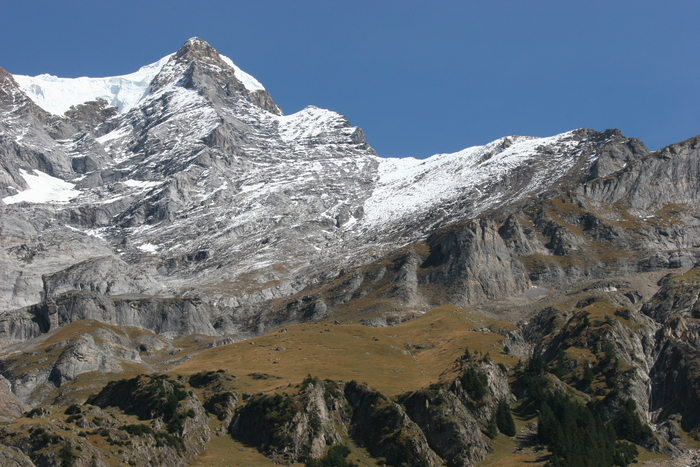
[[277, 106, 349, 142], [362, 133, 579, 227], [137, 243, 159, 254], [13, 54, 172, 115], [220, 56, 265, 92], [2, 169, 81, 204]]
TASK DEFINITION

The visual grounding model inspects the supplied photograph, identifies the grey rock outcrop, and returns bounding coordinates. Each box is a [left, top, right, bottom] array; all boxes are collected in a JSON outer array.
[[0, 323, 180, 406], [0, 292, 228, 346], [48, 334, 135, 387], [343, 380, 443, 467], [0, 67, 76, 189], [0, 445, 36, 467], [86, 373, 211, 465], [642, 268, 700, 435], [580, 134, 700, 214], [400, 387, 490, 466], [0, 373, 211, 467], [0, 374, 27, 421], [42, 256, 162, 300], [522, 292, 657, 417], [230, 379, 460, 466], [420, 218, 531, 306], [450, 356, 513, 424], [230, 379, 349, 463]]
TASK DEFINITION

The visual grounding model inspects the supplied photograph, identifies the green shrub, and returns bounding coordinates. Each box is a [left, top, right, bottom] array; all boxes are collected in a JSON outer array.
[[59, 443, 75, 467], [460, 367, 488, 400], [306, 444, 357, 467], [29, 427, 52, 448], [25, 407, 48, 418], [154, 431, 185, 451], [120, 424, 154, 436]]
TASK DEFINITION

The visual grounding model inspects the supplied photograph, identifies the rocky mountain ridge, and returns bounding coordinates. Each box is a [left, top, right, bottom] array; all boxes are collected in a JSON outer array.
[[0, 39, 656, 317]]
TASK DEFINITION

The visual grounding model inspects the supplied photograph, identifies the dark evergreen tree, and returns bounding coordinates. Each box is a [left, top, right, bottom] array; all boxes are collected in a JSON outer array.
[[487, 411, 498, 439], [460, 366, 487, 400], [527, 353, 545, 376], [551, 349, 566, 379], [495, 399, 516, 436], [537, 392, 636, 467], [538, 402, 560, 447], [616, 399, 653, 443], [522, 353, 546, 402], [464, 348, 472, 361], [580, 361, 595, 390]]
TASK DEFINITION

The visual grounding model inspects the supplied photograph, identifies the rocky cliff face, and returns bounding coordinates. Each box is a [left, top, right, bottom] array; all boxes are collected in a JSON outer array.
[[642, 268, 700, 436], [400, 386, 490, 466], [230, 379, 348, 462], [0, 375, 26, 421]]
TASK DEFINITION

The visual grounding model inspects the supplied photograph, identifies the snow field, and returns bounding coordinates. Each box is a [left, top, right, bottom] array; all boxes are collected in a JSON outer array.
[[2, 169, 81, 204]]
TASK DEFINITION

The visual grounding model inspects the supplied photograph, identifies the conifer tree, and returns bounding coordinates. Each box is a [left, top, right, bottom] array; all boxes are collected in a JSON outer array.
[[496, 399, 516, 436], [581, 361, 594, 390], [487, 411, 498, 439]]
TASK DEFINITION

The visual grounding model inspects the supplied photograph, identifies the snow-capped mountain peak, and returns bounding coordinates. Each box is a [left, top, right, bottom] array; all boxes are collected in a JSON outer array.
[[11, 37, 266, 116]]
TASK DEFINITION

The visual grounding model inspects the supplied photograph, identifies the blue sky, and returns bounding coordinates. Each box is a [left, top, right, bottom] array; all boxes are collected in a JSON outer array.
[[2, 1, 698, 158]]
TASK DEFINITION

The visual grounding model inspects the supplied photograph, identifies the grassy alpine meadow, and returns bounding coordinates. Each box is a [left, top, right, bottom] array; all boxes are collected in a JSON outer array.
[[173, 304, 519, 397]]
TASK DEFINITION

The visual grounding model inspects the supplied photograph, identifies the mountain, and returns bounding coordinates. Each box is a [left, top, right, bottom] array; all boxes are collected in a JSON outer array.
[[1, 38, 699, 466]]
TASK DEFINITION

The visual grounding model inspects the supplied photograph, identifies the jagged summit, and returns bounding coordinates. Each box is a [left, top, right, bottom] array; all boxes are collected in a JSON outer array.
[[175, 37, 222, 62], [10, 37, 275, 116], [147, 37, 281, 115]]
